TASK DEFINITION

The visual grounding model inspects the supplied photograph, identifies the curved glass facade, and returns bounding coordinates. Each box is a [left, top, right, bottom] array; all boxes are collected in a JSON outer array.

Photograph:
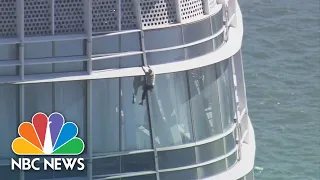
[[0, 0, 255, 179], [0, 57, 239, 180]]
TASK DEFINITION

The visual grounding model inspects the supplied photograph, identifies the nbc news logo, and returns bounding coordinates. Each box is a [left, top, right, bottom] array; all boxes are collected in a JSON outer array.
[[11, 112, 85, 171]]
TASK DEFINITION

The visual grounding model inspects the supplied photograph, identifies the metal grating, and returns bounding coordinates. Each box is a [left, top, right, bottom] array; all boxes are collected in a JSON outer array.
[[180, 0, 204, 21], [24, 0, 51, 36], [121, 0, 137, 30], [0, 0, 17, 37], [140, 0, 177, 27], [54, 0, 85, 34], [92, 0, 118, 32]]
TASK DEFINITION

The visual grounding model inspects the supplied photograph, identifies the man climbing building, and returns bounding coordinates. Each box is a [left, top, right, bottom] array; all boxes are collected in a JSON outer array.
[[140, 66, 155, 105]]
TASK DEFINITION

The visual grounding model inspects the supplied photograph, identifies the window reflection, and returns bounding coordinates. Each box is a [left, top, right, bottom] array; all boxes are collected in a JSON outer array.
[[121, 76, 152, 150], [0, 44, 18, 60], [183, 18, 212, 44], [158, 147, 196, 169], [149, 72, 194, 148], [121, 174, 157, 180], [92, 76, 152, 153], [185, 40, 213, 59], [225, 131, 236, 153], [211, 8, 224, 34], [216, 59, 234, 130], [160, 168, 198, 180], [54, 81, 86, 140], [188, 65, 222, 140], [0, 66, 18, 76], [92, 153, 155, 177], [227, 151, 237, 168], [24, 81, 87, 150], [197, 159, 227, 179], [0, 85, 18, 160], [92, 79, 120, 153], [146, 48, 185, 65], [196, 138, 225, 163]]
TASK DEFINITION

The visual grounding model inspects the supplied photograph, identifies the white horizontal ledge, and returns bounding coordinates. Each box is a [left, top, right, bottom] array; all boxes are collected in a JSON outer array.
[[24, 34, 88, 43]]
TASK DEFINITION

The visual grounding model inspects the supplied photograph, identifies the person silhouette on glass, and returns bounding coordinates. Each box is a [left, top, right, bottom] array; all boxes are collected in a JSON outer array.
[[132, 76, 143, 104], [139, 66, 155, 105]]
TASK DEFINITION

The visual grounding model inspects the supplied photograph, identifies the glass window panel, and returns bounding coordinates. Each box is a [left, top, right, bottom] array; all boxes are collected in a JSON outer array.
[[225, 131, 236, 153], [246, 169, 255, 180], [197, 159, 227, 179], [213, 32, 224, 50], [54, 81, 86, 141], [233, 50, 246, 111], [185, 40, 213, 59], [227, 58, 236, 119], [183, 18, 212, 44], [216, 59, 233, 130], [92, 35, 120, 55], [120, 55, 143, 68], [0, 66, 18, 76], [92, 78, 120, 153], [121, 152, 155, 173], [146, 48, 185, 65], [144, 26, 183, 50], [227, 151, 237, 168], [0, 165, 19, 180], [54, 39, 86, 57], [24, 162, 54, 180], [196, 138, 225, 163], [0, 85, 18, 160], [149, 72, 194, 148], [188, 65, 222, 141], [122, 174, 157, 180], [92, 58, 120, 71], [25, 83, 53, 121], [53, 160, 87, 179], [54, 62, 86, 72], [120, 76, 152, 151], [211, 8, 224, 34], [158, 147, 196, 169], [159, 168, 197, 180], [92, 157, 120, 176], [121, 32, 141, 52], [0, 44, 18, 60], [221, 60, 234, 122], [24, 64, 53, 75], [25, 42, 53, 59]]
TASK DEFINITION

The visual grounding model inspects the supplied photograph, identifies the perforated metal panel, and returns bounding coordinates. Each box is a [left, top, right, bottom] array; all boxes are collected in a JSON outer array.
[[140, 0, 177, 27], [0, 0, 17, 37], [92, 0, 118, 32], [54, 0, 85, 34], [121, 0, 137, 30], [24, 0, 51, 36], [180, 0, 204, 21]]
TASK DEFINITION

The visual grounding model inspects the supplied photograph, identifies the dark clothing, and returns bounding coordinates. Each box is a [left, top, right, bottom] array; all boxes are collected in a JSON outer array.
[[141, 84, 154, 101], [133, 76, 143, 96]]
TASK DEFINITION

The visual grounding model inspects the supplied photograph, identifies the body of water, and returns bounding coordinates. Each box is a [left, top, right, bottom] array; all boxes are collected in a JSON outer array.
[[240, 0, 320, 179]]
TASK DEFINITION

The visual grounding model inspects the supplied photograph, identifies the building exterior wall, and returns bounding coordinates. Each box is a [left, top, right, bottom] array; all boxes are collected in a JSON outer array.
[[0, 0, 254, 180]]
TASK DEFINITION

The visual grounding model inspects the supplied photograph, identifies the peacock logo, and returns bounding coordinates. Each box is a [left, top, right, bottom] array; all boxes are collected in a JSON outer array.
[[12, 112, 85, 155]]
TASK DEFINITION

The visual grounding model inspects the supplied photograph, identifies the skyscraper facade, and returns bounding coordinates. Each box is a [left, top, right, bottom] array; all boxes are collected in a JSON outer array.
[[0, 0, 255, 179]]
